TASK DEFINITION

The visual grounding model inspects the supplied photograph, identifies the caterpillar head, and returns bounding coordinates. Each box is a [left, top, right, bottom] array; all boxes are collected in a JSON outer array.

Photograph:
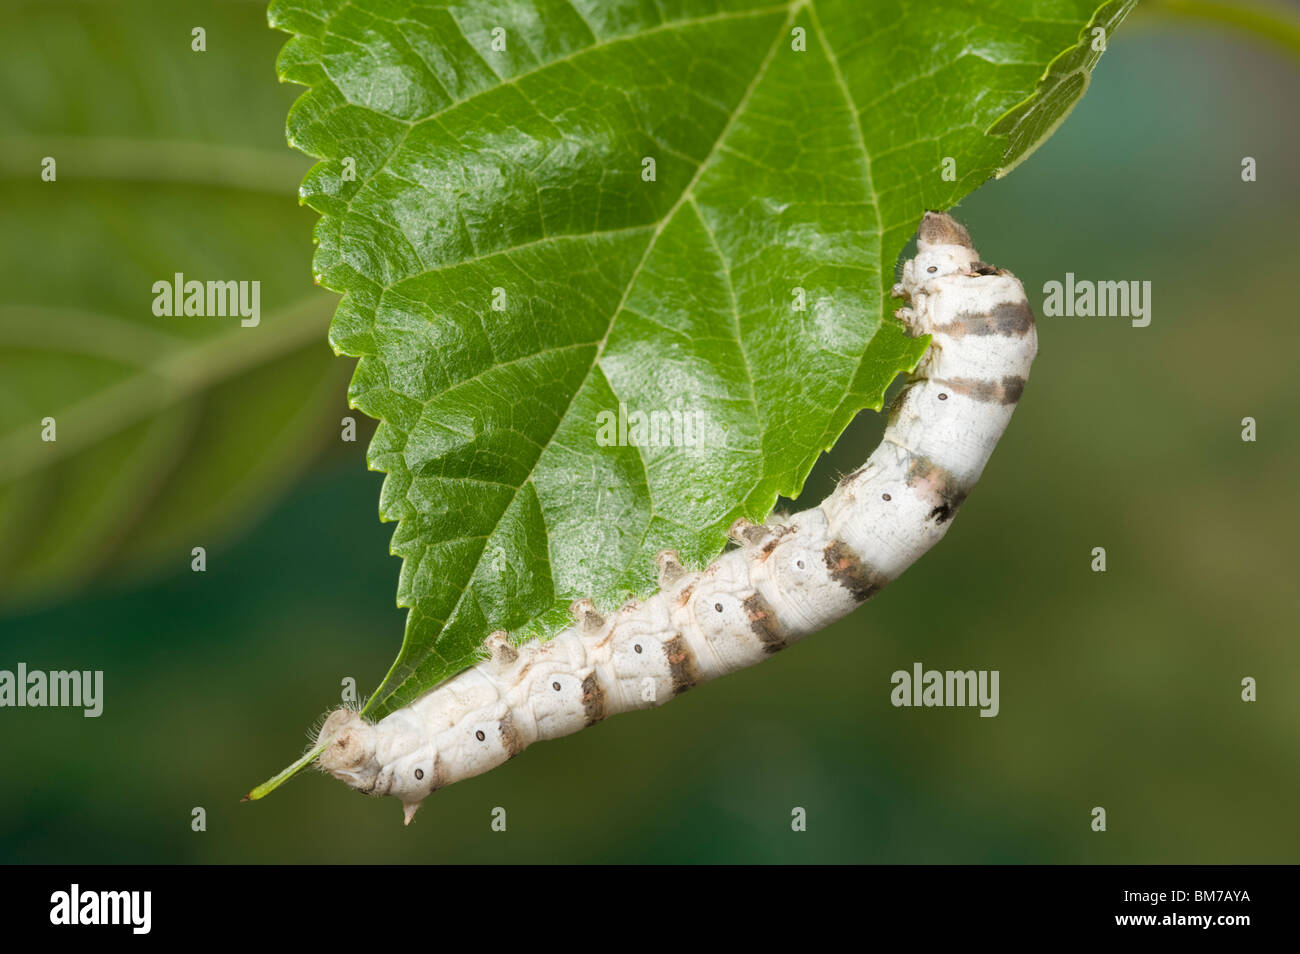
[[317, 707, 380, 790], [317, 707, 439, 826], [902, 211, 981, 292], [317, 707, 435, 824]]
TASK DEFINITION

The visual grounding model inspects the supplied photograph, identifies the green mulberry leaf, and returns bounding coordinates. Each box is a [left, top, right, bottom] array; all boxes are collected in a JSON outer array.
[[266, 0, 1135, 733]]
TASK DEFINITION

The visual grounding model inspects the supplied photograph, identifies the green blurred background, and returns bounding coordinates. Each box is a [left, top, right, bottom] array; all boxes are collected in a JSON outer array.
[[1, 1, 1297, 863]]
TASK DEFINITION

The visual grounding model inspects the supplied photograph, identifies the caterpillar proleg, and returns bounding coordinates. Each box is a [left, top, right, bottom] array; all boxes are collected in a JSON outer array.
[[318, 212, 1038, 824]]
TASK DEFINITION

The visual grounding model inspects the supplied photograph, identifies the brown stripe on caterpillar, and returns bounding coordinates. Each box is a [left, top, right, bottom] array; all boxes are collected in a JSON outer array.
[[932, 299, 1034, 338], [822, 540, 889, 602], [662, 634, 699, 695], [580, 672, 607, 725], [743, 591, 788, 653], [429, 752, 449, 792], [498, 709, 525, 758], [904, 453, 970, 525], [931, 375, 1027, 405]]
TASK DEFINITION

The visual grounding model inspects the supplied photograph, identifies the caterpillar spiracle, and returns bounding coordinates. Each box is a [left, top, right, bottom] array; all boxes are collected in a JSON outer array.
[[318, 211, 1038, 825]]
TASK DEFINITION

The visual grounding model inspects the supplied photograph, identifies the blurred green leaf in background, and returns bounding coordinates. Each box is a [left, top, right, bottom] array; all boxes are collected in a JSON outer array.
[[0, 0, 347, 608]]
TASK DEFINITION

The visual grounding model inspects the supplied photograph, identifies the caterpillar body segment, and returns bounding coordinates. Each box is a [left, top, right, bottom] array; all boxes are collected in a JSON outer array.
[[318, 212, 1038, 824]]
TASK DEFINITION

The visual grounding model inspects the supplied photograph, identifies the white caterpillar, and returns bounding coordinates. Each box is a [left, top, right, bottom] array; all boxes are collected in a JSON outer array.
[[318, 212, 1038, 824]]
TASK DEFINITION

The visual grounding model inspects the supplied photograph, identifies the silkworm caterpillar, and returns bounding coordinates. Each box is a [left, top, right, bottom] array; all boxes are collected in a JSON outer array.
[[317, 212, 1037, 824]]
